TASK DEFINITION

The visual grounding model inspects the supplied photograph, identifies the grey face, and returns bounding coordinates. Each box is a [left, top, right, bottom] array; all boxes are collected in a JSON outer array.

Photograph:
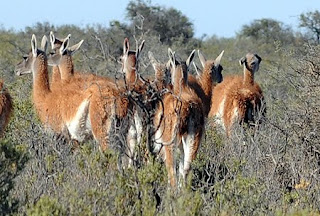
[[47, 48, 62, 66], [15, 35, 48, 77], [246, 53, 261, 73], [15, 51, 34, 76], [240, 53, 262, 73]]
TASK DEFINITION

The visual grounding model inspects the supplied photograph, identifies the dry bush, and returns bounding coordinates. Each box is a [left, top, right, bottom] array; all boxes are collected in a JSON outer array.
[[2, 20, 320, 214]]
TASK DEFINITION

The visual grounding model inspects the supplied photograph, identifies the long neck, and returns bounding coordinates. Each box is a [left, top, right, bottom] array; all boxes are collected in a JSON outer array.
[[172, 66, 187, 95], [198, 65, 214, 116], [126, 67, 137, 85], [125, 67, 145, 92], [243, 66, 254, 85], [51, 66, 61, 83], [59, 56, 74, 80], [33, 56, 50, 99], [199, 65, 213, 99]]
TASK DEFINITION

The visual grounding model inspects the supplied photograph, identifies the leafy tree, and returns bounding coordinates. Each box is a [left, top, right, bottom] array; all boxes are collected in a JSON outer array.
[[238, 18, 294, 45], [299, 10, 320, 44], [126, 0, 194, 45]]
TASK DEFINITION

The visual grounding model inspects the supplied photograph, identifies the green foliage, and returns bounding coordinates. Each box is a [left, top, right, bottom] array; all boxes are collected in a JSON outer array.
[[0, 2, 320, 215], [27, 196, 67, 216], [238, 18, 295, 45], [0, 139, 28, 215], [213, 175, 267, 215], [126, 0, 194, 45]]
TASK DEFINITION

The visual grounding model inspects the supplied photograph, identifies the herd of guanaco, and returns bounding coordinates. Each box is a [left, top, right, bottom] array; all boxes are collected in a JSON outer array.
[[10, 32, 266, 187]]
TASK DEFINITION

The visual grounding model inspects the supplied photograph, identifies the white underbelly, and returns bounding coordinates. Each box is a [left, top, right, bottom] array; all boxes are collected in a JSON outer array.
[[214, 97, 226, 131], [66, 99, 91, 141]]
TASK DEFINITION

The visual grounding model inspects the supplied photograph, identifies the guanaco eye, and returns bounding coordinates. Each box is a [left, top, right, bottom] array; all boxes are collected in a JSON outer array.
[[23, 55, 28, 60]]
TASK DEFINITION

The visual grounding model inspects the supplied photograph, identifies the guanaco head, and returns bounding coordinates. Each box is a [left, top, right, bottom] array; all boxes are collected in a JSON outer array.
[[15, 34, 48, 76], [148, 51, 171, 89], [47, 33, 83, 67], [239, 53, 262, 73], [49, 31, 64, 50], [198, 50, 224, 83], [168, 48, 195, 88], [120, 38, 145, 75]]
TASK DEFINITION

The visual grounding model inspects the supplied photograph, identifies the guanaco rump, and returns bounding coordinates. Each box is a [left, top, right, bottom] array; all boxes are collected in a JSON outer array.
[[153, 48, 205, 187]]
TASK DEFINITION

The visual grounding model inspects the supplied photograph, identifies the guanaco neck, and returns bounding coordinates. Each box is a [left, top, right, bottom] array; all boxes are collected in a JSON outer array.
[[199, 64, 213, 99], [198, 64, 214, 115], [155, 76, 166, 91], [243, 65, 254, 85], [51, 66, 61, 83], [59, 56, 74, 80], [124, 60, 146, 92], [33, 54, 50, 99], [172, 65, 187, 95]]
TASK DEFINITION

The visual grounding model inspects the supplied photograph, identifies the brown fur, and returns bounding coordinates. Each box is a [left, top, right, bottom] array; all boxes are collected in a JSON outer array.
[[51, 66, 61, 84], [47, 34, 115, 88], [154, 49, 205, 187], [209, 53, 264, 134], [119, 38, 149, 166], [15, 35, 129, 151], [0, 80, 13, 135], [47, 33, 129, 127], [121, 38, 146, 93], [187, 50, 224, 117]]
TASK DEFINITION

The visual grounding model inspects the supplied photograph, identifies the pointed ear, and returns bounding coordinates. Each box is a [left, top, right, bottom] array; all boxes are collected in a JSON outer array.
[[148, 51, 155, 62], [239, 56, 246, 66], [214, 50, 224, 67], [123, 38, 129, 55], [69, 39, 84, 55], [168, 48, 175, 68], [193, 62, 201, 77], [49, 31, 55, 49], [31, 34, 37, 57], [148, 51, 158, 71], [60, 36, 70, 55], [136, 40, 145, 59], [41, 35, 48, 52], [64, 34, 71, 42], [186, 49, 196, 68], [198, 50, 206, 68], [255, 54, 262, 63]]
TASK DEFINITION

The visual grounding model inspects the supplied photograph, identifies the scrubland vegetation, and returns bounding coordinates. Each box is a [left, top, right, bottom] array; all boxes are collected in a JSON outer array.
[[1, 1, 320, 215]]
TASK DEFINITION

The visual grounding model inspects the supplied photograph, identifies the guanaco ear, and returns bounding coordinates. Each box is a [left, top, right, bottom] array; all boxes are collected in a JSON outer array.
[[168, 48, 175, 69], [31, 34, 37, 57], [148, 51, 159, 71], [123, 38, 129, 55], [215, 50, 224, 67], [69, 39, 84, 55], [193, 62, 201, 77], [255, 54, 262, 63], [239, 56, 246, 66], [198, 50, 206, 68], [49, 31, 55, 49], [64, 34, 71, 42], [41, 35, 48, 52], [136, 40, 145, 59], [60, 36, 70, 55], [186, 49, 196, 68]]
